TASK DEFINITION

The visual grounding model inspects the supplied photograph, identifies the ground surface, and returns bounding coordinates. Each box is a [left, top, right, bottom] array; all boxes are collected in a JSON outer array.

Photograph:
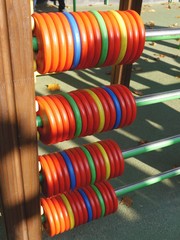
[[0, 2, 180, 240]]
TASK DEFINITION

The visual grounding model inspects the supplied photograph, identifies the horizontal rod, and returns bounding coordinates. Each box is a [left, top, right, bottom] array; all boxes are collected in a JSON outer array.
[[41, 167, 180, 222], [145, 27, 180, 41], [115, 167, 180, 197], [122, 135, 180, 159], [32, 28, 180, 51], [135, 89, 180, 107], [36, 89, 180, 128]]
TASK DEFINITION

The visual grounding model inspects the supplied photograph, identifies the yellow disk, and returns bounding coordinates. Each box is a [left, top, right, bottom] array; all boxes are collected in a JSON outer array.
[[85, 89, 105, 133], [109, 10, 127, 64], [94, 142, 111, 179], [61, 194, 75, 229]]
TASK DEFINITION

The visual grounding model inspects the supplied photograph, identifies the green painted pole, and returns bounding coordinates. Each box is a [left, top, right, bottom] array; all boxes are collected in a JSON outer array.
[[145, 28, 180, 42], [122, 135, 180, 159], [115, 167, 180, 197], [104, 0, 109, 5], [135, 89, 180, 107], [36, 89, 180, 128], [73, 0, 76, 12]]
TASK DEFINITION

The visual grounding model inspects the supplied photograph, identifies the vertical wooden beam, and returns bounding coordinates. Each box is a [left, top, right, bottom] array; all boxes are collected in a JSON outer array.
[[0, 0, 41, 240], [111, 0, 143, 87]]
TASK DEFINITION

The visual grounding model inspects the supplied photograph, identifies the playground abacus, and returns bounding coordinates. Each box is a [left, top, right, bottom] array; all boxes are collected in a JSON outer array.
[[0, 2, 180, 240]]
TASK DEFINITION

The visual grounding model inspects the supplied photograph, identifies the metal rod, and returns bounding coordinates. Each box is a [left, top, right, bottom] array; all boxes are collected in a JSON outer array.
[[122, 135, 180, 159], [32, 25, 180, 51], [73, 0, 76, 12], [41, 167, 180, 222], [115, 167, 180, 197], [135, 89, 180, 107], [145, 28, 180, 41], [39, 135, 180, 183], [36, 89, 180, 128]]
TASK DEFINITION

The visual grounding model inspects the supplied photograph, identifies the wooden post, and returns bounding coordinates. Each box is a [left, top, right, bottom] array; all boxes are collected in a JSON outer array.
[[111, 0, 143, 87], [0, 1, 41, 240]]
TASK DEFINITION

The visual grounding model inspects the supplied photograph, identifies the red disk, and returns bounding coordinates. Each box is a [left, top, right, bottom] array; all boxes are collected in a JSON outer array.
[[95, 182, 110, 216], [123, 11, 139, 64], [115, 85, 132, 127], [74, 190, 88, 224], [74, 147, 91, 185], [56, 195, 70, 231], [41, 198, 56, 236], [70, 190, 84, 226], [100, 181, 114, 214], [91, 87, 111, 132], [84, 144, 101, 182], [105, 11, 121, 65], [56, 94, 76, 140], [46, 198, 61, 235], [97, 88, 116, 130], [108, 85, 127, 128], [71, 12, 88, 69], [79, 89, 100, 134], [99, 11, 115, 66], [65, 149, 81, 189], [98, 141, 115, 179], [107, 139, 124, 176], [128, 10, 145, 62], [84, 11, 102, 67], [64, 191, 79, 227], [54, 152, 71, 192], [82, 186, 97, 220], [69, 148, 86, 187], [72, 90, 94, 136], [120, 85, 137, 125], [43, 154, 60, 195], [56, 12, 74, 71], [69, 92, 88, 137], [117, 11, 134, 65], [49, 153, 65, 193], [103, 140, 121, 178], [51, 197, 66, 233], [39, 155, 54, 197], [86, 185, 101, 219], [103, 181, 118, 212], [78, 12, 95, 68], [36, 96, 57, 144], [91, 144, 106, 181]]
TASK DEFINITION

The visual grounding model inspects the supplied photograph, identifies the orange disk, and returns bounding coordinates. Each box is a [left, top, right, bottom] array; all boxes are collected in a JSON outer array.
[[56, 12, 74, 71], [71, 12, 88, 69], [41, 13, 59, 73], [49, 12, 67, 72], [32, 13, 51, 74]]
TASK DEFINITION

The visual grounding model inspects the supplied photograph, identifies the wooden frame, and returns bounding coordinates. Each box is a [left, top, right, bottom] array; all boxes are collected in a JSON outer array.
[[0, 0, 41, 239]]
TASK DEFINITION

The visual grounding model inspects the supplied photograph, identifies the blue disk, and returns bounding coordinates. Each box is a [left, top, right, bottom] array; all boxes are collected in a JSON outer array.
[[78, 189, 93, 222], [63, 12, 81, 69], [60, 151, 76, 190], [102, 86, 122, 128]]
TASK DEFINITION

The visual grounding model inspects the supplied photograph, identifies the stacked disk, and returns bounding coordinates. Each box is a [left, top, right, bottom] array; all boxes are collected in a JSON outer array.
[[36, 84, 137, 144], [32, 10, 145, 74], [39, 139, 124, 197], [41, 181, 118, 236]]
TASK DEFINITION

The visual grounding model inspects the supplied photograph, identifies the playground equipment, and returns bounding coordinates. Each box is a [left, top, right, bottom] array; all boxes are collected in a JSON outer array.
[[0, 0, 179, 239]]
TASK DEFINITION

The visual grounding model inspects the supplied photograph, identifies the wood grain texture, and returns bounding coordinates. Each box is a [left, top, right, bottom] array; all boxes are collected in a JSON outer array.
[[0, 0, 41, 239]]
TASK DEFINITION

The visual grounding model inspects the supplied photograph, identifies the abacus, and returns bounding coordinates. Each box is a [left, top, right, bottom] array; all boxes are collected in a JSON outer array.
[[0, 0, 180, 240]]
